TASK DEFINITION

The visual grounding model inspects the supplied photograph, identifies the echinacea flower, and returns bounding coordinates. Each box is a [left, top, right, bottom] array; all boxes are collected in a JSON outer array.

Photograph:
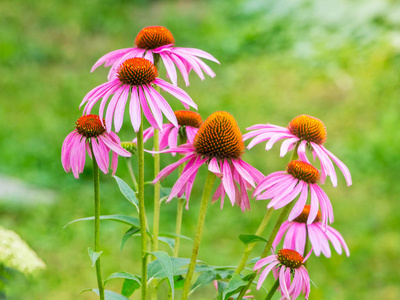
[[273, 205, 350, 258], [61, 115, 131, 178], [153, 111, 264, 210], [91, 26, 220, 86], [244, 115, 352, 187], [253, 160, 333, 226], [254, 249, 311, 299], [136, 110, 202, 150], [80, 57, 197, 133]]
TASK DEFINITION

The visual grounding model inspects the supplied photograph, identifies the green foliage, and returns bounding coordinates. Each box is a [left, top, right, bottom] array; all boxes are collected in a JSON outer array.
[[87, 247, 102, 267], [113, 176, 139, 211]]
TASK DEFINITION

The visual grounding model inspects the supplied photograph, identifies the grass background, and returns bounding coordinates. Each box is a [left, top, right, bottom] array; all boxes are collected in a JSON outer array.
[[1, 0, 400, 299]]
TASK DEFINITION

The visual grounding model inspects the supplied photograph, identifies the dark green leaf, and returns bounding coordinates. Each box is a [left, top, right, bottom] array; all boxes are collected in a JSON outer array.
[[148, 251, 175, 298], [114, 176, 139, 211], [121, 278, 140, 297], [158, 236, 175, 251], [120, 227, 140, 250], [190, 270, 216, 294], [64, 215, 140, 229], [222, 274, 248, 300], [105, 271, 141, 286], [239, 234, 268, 245], [88, 247, 102, 267]]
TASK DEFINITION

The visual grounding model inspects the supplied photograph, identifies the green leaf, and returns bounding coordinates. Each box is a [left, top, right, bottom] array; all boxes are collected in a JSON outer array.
[[121, 278, 141, 297], [238, 234, 268, 245], [222, 274, 248, 300], [91, 289, 130, 300], [114, 176, 139, 211], [148, 251, 175, 298], [190, 270, 216, 294], [158, 237, 175, 251], [120, 227, 140, 250], [64, 214, 140, 229], [105, 271, 141, 286], [88, 247, 102, 267], [160, 186, 172, 202], [148, 257, 190, 279], [159, 232, 192, 241]]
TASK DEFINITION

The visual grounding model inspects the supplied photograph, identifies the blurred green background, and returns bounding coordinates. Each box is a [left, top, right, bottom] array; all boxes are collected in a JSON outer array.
[[1, 0, 400, 299]]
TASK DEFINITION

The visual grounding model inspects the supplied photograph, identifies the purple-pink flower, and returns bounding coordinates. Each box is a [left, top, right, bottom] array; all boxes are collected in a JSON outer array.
[[254, 249, 311, 299], [91, 26, 219, 86], [253, 160, 333, 226], [273, 205, 350, 258], [153, 111, 264, 211], [80, 57, 197, 133], [136, 110, 202, 150], [243, 115, 352, 187], [61, 115, 131, 178]]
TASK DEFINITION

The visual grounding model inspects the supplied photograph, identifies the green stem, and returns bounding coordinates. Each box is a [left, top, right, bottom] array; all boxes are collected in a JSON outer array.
[[137, 116, 148, 300], [237, 143, 301, 300], [181, 172, 216, 300], [125, 157, 138, 192], [304, 229, 310, 268], [265, 278, 280, 300], [151, 128, 161, 300], [235, 208, 274, 275], [91, 144, 105, 300]]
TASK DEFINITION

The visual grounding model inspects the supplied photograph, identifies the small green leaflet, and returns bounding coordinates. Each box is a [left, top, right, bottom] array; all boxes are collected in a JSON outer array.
[[238, 234, 268, 245], [88, 247, 102, 267]]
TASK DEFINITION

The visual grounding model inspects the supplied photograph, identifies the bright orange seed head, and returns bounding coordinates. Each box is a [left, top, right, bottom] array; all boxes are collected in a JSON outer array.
[[135, 26, 175, 49], [288, 115, 327, 145], [117, 58, 158, 86], [286, 160, 320, 184], [174, 110, 202, 128], [278, 249, 304, 269], [194, 111, 244, 160], [75, 115, 105, 138], [293, 205, 321, 223]]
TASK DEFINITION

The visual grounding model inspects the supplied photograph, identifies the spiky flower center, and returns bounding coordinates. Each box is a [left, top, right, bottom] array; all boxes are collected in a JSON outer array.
[[135, 26, 175, 49], [194, 111, 244, 159], [121, 141, 137, 155], [75, 115, 105, 138], [288, 115, 327, 145], [175, 110, 202, 128], [293, 205, 321, 223], [286, 160, 320, 184], [117, 58, 158, 86], [278, 249, 304, 269]]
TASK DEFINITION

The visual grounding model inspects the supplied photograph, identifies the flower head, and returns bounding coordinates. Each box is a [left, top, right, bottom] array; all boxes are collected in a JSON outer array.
[[81, 57, 197, 133], [153, 111, 263, 210], [244, 115, 352, 187], [91, 25, 220, 86], [273, 205, 350, 257], [254, 249, 311, 299], [62, 115, 131, 178], [253, 160, 333, 226], [137, 110, 202, 151]]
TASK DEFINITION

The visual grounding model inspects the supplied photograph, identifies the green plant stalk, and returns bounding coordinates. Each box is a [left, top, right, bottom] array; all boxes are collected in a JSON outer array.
[[91, 144, 105, 300], [181, 171, 216, 300], [304, 231, 310, 268], [237, 144, 300, 300], [265, 278, 280, 300], [125, 157, 138, 192], [137, 117, 148, 300], [235, 208, 274, 275]]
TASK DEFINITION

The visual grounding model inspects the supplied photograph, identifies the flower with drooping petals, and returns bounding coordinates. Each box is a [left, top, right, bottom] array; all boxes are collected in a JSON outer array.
[[153, 111, 264, 210], [254, 249, 311, 299], [273, 205, 350, 258], [136, 110, 202, 151], [253, 160, 333, 226], [244, 115, 352, 187], [62, 115, 131, 178], [91, 26, 220, 86], [80, 57, 197, 133]]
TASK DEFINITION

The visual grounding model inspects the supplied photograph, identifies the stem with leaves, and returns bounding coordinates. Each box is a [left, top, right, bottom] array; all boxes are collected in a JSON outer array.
[[90, 144, 105, 300], [181, 171, 216, 300]]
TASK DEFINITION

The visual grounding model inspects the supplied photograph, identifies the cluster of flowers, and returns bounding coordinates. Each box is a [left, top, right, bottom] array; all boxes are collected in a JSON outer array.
[[61, 25, 351, 299]]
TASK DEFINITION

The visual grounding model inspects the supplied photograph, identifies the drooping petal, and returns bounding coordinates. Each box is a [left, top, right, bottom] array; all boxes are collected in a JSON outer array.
[[129, 86, 141, 132], [321, 145, 352, 186]]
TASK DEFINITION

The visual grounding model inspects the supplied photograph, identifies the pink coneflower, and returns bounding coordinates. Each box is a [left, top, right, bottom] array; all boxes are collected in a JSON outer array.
[[253, 160, 333, 226], [273, 205, 350, 258], [153, 111, 264, 210], [91, 26, 219, 86], [254, 249, 311, 299], [244, 115, 352, 187], [61, 115, 131, 178], [80, 57, 197, 133], [136, 110, 202, 150]]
